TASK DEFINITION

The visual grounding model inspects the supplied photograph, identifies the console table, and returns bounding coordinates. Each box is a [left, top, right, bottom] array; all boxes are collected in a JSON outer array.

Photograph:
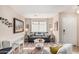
[[0, 36, 24, 54]]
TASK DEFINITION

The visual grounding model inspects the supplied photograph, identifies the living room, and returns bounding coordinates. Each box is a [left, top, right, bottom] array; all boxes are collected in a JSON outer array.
[[0, 5, 79, 54]]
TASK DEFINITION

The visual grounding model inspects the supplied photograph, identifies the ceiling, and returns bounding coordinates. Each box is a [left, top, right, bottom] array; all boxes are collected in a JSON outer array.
[[10, 5, 77, 18]]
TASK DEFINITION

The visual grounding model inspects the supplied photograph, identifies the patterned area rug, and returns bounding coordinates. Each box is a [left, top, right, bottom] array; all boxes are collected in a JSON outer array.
[[24, 42, 55, 48]]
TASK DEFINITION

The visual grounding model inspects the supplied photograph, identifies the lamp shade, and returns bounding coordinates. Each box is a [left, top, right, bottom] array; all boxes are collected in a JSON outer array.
[[50, 28, 53, 31], [25, 28, 28, 32], [77, 10, 79, 14]]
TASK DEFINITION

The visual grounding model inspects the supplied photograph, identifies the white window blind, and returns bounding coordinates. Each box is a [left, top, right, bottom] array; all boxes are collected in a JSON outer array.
[[31, 21, 47, 32]]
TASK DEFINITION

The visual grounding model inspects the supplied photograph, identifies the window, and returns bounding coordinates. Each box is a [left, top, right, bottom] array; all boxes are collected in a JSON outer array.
[[31, 21, 47, 32]]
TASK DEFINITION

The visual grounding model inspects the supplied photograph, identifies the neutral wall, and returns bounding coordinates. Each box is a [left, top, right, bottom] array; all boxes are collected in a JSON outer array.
[[77, 14, 79, 46], [0, 6, 25, 44], [52, 14, 59, 43]]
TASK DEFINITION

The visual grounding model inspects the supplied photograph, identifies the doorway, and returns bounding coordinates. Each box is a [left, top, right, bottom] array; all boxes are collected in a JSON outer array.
[[60, 13, 77, 45]]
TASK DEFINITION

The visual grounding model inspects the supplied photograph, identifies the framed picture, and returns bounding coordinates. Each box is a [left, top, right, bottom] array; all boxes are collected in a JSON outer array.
[[13, 18, 24, 33]]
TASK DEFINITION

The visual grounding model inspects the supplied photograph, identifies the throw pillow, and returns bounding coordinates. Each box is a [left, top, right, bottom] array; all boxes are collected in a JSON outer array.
[[50, 46, 62, 54]]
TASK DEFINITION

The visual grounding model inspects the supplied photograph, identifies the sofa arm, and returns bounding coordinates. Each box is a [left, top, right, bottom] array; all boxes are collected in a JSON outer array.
[[57, 44, 72, 54]]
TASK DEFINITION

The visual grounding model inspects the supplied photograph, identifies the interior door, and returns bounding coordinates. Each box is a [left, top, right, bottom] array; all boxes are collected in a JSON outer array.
[[61, 14, 77, 45]]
